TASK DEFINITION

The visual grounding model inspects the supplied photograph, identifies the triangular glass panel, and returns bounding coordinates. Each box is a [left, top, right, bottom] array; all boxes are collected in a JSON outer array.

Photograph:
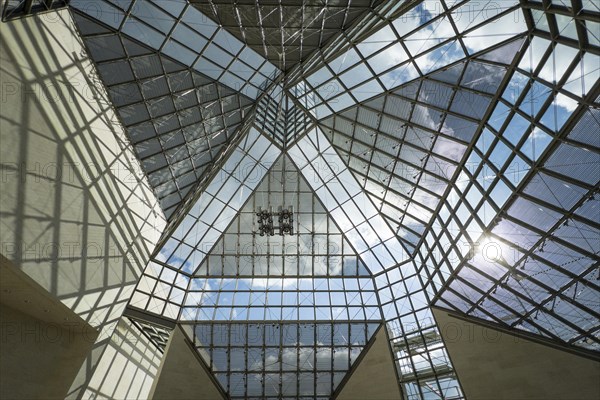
[[178, 153, 381, 324], [190, 1, 381, 71], [73, 12, 259, 218], [476, 37, 527, 64], [193, 154, 371, 278]]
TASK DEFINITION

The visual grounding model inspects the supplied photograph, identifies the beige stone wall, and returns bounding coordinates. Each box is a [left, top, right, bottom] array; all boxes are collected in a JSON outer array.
[[335, 325, 402, 400], [434, 307, 600, 400], [0, 256, 98, 399]]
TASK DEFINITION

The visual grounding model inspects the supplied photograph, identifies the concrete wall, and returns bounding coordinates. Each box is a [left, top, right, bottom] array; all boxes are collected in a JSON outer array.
[[0, 9, 165, 398], [0, 304, 96, 399], [149, 325, 226, 400], [433, 307, 600, 400], [335, 325, 402, 400], [0, 255, 98, 400]]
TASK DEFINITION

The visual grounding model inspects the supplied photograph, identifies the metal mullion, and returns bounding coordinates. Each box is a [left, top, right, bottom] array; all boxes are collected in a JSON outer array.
[[380, 33, 527, 96], [517, 190, 600, 230], [310, 124, 440, 253], [119, 7, 169, 47], [451, 173, 492, 227], [125, 304, 178, 328], [326, 114, 457, 180], [23, 0, 33, 14], [118, 86, 222, 127], [532, 26, 600, 54], [151, 166, 208, 200], [298, 2, 308, 69], [396, 295, 432, 399], [516, 55, 592, 116], [403, 57, 473, 235], [150, 121, 257, 253], [506, 260, 600, 315], [526, 49, 600, 107], [348, 27, 404, 102], [374, 1, 451, 56], [323, 112, 444, 161], [511, 279, 600, 340], [457, 261, 550, 318], [295, 320, 300, 397], [359, 166, 442, 215], [403, 89, 482, 126], [446, 199, 596, 286], [446, 251, 598, 339], [127, 45, 184, 193], [231, 4, 248, 49], [450, 3, 526, 40], [316, 19, 353, 72], [556, 127, 600, 151], [254, 0, 269, 60], [1, 0, 14, 19], [404, 35, 460, 81], [474, 99, 600, 261], [443, 284, 563, 341], [277, 1, 285, 70], [314, 33, 363, 106], [376, 105, 467, 159], [20, 5, 160, 269], [570, 325, 600, 345], [128, 318, 169, 353], [410, 279, 452, 396], [538, 163, 600, 192], [184, 14, 225, 81], [458, 211, 600, 291], [416, 259, 437, 302], [383, 12, 427, 81], [441, 0, 469, 59], [156, 0, 187, 54], [374, 93, 406, 206], [571, 0, 591, 49], [61, 30, 165, 260], [349, 118, 378, 191], [412, 35, 531, 267], [523, 0, 600, 22], [361, 183, 430, 225], [336, 88, 479, 148], [115, 0, 136, 32], [511, 267, 600, 323]]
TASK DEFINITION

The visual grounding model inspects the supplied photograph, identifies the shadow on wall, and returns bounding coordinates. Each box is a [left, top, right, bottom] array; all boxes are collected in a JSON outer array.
[[83, 317, 164, 399], [0, 9, 165, 398]]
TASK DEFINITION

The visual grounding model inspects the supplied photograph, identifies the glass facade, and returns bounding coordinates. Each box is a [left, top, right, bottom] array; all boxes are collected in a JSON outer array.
[[189, 321, 381, 398]]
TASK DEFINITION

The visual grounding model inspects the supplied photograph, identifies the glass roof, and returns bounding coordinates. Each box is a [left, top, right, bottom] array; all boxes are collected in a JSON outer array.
[[189, 0, 384, 71], [289, 0, 527, 118], [188, 321, 381, 398], [318, 44, 522, 255], [9, 0, 597, 398], [71, 0, 279, 98], [253, 82, 313, 147]]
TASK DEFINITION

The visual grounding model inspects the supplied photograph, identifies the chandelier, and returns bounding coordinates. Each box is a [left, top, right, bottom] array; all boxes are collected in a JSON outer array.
[[256, 206, 294, 236]]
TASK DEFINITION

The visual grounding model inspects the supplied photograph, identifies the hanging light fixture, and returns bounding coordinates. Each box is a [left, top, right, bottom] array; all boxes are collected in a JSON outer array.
[[256, 205, 294, 236]]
